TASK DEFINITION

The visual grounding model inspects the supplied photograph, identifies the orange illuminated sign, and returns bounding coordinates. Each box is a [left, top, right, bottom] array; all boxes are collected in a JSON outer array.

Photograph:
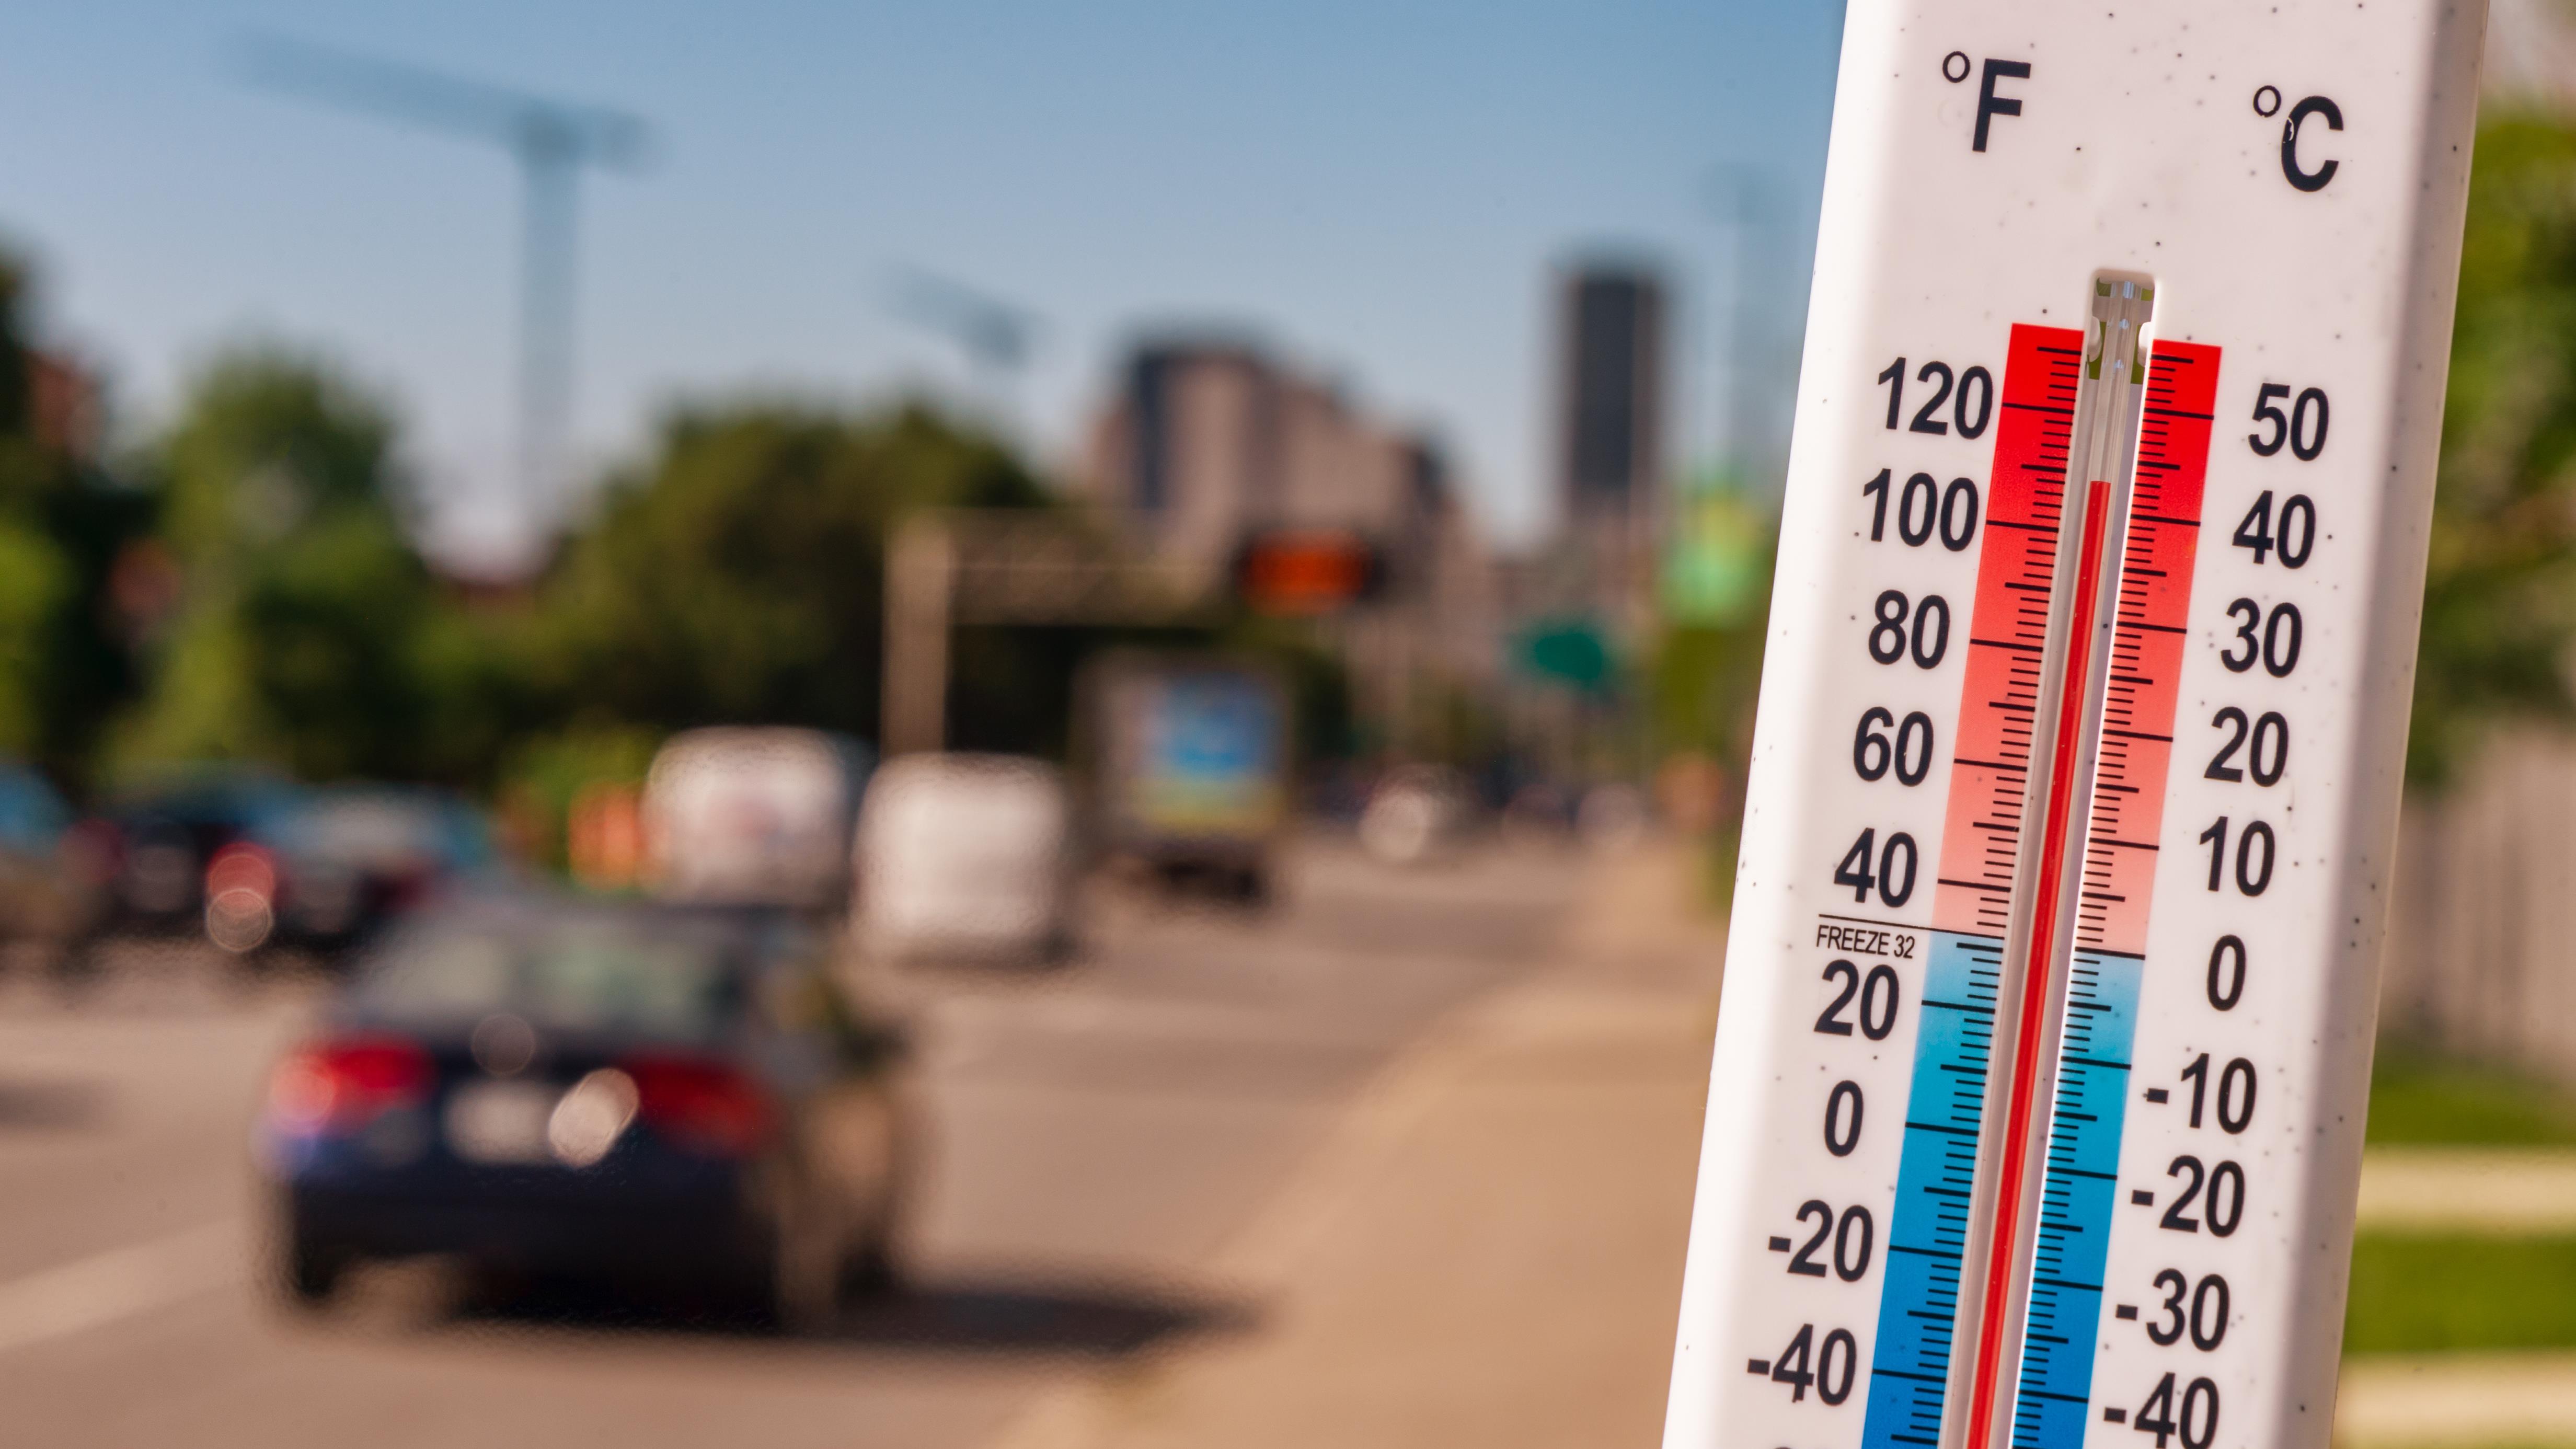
[[1234, 530, 1379, 615]]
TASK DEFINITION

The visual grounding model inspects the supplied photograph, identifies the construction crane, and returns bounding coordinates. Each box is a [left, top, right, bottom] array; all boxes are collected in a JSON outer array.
[[238, 34, 654, 524], [883, 264, 1041, 413]]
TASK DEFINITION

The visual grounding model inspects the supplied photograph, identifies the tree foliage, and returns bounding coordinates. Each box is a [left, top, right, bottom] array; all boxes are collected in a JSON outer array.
[[533, 401, 1060, 749], [2414, 115, 2576, 783], [114, 363, 1098, 789], [114, 348, 468, 781], [0, 253, 146, 784]]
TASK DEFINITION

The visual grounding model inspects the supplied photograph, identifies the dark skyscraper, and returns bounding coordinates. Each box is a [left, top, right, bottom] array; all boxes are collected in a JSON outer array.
[[1556, 264, 1667, 521]]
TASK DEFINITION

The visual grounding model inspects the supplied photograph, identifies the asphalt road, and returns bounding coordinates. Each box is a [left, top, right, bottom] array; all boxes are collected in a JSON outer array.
[[0, 837, 1578, 1448]]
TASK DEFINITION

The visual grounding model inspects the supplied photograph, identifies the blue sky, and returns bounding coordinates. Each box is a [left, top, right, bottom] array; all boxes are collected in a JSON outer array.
[[0, 1, 1842, 567]]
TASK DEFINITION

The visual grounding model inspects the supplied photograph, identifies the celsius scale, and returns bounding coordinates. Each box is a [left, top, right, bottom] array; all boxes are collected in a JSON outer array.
[[1662, 3, 2487, 1448]]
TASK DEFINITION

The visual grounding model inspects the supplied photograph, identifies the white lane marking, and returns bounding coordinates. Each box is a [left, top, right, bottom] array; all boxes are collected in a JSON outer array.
[[0, 1221, 243, 1355], [922, 996, 1394, 1074], [935, 995, 1318, 1040]]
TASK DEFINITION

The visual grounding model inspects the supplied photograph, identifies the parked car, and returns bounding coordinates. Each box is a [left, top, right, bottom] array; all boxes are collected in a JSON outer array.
[[206, 788, 498, 967], [0, 763, 106, 960], [856, 753, 1074, 964], [1357, 764, 1478, 866], [642, 728, 871, 916], [256, 891, 915, 1327], [84, 770, 304, 939]]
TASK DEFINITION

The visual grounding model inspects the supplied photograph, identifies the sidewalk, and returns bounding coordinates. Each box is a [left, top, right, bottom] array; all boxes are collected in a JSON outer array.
[[982, 838, 2576, 1449], [988, 837, 1726, 1449]]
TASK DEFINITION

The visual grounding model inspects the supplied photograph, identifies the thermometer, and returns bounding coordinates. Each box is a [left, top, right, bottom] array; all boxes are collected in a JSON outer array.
[[1661, 5, 2487, 1448]]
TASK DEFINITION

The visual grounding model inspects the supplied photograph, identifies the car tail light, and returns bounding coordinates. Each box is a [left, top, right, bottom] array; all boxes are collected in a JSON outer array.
[[268, 1035, 432, 1134], [383, 865, 432, 913], [206, 842, 276, 903], [622, 1052, 773, 1157], [205, 842, 279, 953]]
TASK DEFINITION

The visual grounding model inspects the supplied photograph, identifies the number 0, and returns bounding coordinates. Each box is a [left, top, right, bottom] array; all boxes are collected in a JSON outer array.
[[1824, 1080, 1864, 1156], [2206, 936, 2247, 1010]]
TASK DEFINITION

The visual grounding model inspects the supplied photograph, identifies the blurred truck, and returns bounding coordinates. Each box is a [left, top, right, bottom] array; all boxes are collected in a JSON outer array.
[[854, 753, 1074, 965], [641, 729, 871, 917], [1082, 651, 1290, 903]]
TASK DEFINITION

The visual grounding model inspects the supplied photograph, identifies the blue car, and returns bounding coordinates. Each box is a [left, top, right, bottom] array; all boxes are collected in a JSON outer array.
[[0, 761, 106, 958], [257, 891, 915, 1327]]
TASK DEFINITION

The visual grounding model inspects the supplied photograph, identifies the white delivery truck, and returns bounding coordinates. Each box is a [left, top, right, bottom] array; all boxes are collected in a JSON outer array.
[[641, 728, 871, 916], [853, 753, 1075, 965]]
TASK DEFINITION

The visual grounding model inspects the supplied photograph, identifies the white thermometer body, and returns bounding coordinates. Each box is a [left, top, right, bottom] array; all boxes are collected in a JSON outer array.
[[1662, 5, 2486, 1447]]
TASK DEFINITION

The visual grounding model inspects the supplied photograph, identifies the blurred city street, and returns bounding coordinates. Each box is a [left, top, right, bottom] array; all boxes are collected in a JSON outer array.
[[0, 833, 1702, 1447], [1, 6, 2574, 1445]]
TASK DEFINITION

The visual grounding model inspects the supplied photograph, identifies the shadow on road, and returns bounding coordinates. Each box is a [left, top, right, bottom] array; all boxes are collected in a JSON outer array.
[[0, 1076, 105, 1129], [436, 1272, 1254, 1360], [830, 1278, 1253, 1355]]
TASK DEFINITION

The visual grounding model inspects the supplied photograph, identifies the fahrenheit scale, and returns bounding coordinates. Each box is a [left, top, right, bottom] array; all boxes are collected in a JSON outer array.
[[1662, 5, 2487, 1449]]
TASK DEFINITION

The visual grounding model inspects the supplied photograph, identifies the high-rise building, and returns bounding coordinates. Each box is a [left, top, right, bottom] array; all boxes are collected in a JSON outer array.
[[1543, 261, 1670, 636], [1083, 335, 1501, 750], [1555, 264, 1667, 524], [1092, 340, 1281, 583], [1086, 336, 1452, 587]]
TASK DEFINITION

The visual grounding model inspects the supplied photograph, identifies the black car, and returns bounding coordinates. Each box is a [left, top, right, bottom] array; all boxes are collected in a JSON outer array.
[[209, 787, 498, 967], [256, 892, 915, 1327], [85, 772, 304, 939]]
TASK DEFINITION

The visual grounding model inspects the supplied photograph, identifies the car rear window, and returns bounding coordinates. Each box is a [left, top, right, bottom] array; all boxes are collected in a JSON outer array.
[[354, 917, 738, 1041]]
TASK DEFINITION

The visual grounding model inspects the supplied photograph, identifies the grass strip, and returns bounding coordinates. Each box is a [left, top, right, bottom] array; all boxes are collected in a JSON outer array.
[[2368, 1046, 2576, 1147], [2346, 1233, 2576, 1354]]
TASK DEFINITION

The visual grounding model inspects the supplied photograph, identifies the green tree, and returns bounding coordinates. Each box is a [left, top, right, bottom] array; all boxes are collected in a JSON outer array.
[[1652, 485, 1776, 777], [115, 347, 488, 781], [2413, 115, 2576, 783], [534, 401, 1061, 748], [0, 250, 144, 785]]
